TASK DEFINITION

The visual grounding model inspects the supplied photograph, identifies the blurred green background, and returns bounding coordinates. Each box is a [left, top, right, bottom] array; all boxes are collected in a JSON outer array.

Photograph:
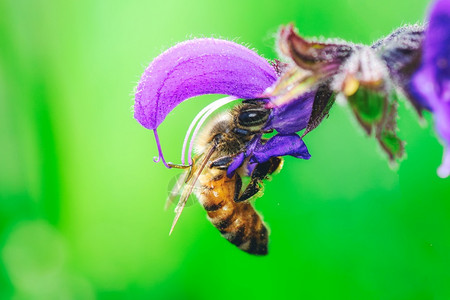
[[1, 0, 449, 299]]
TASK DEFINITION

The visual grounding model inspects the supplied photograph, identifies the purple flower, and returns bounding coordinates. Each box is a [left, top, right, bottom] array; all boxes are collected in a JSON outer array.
[[411, 0, 450, 177], [226, 131, 311, 178], [134, 38, 313, 168], [251, 134, 311, 163]]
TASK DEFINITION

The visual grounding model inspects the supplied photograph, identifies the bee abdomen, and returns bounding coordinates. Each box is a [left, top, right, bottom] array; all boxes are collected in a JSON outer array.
[[203, 200, 224, 212], [209, 203, 268, 255], [238, 211, 268, 255], [197, 173, 268, 255]]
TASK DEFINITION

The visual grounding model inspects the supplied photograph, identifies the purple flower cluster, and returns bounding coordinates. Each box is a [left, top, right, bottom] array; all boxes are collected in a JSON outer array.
[[134, 0, 450, 178]]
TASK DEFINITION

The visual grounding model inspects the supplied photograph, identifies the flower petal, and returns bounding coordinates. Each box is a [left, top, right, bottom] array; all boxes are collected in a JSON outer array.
[[372, 25, 427, 113], [413, 68, 450, 177], [134, 38, 277, 130], [411, 0, 450, 106], [278, 24, 354, 74], [251, 134, 311, 163], [266, 24, 353, 108], [421, 0, 450, 85], [226, 136, 261, 178], [303, 82, 334, 136], [226, 152, 245, 178], [411, 0, 450, 177], [265, 91, 315, 134], [438, 149, 450, 178]]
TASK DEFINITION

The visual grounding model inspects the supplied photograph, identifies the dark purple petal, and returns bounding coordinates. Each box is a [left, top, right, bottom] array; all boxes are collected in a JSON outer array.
[[134, 38, 277, 130], [251, 134, 311, 163], [303, 81, 335, 136], [226, 152, 245, 178], [245, 135, 261, 156], [372, 25, 427, 113], [278, 24, 354, 74], [226, 136, 261, 178], [265, 91, 314, 134], [411, 0, 450, 177], [265, 25, 354, 108]]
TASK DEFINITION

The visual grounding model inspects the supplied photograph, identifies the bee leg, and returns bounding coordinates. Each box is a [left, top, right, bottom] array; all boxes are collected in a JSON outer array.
[[236, 157, 282, 202], [266, 157, 283, 175], [234, 174, 243, 202], [210, 156, 233, 170], [236, 164, 269, 202], [167, 163, 191, 169], [236, 157, 283, 202], [261, 129, 274, 134]]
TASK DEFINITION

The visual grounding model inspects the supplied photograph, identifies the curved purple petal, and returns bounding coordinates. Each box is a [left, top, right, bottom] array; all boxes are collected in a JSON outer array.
[[265, 91, 314, 134], [411, 0, 450, 177], [245, 135, 261, 156], [134, 38, 277, 130], [251, 134, 311, 163], [226, 152, 245, 178], [226, 136, 261, 178]]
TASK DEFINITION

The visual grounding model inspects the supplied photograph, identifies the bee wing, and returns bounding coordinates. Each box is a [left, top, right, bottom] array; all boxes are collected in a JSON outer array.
[[165, 171, 189, 211], [169, 145, 217, 235]]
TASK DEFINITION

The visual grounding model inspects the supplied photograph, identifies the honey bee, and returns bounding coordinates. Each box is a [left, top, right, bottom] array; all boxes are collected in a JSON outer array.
[[168, 100, 283, 255]]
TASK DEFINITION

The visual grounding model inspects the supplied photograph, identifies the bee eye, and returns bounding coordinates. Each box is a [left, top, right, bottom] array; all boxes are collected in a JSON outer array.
[[238, 109, 270, 127], [213, 133, 223, 143]]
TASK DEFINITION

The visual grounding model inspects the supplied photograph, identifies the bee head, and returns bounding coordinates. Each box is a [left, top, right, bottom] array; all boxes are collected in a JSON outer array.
[[234, 100, 271, 133]]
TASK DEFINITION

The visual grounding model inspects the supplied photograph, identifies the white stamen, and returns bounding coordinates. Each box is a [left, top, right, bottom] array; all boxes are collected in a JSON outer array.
[[187, 96, 239, 164], [181, 100, 220, 165]]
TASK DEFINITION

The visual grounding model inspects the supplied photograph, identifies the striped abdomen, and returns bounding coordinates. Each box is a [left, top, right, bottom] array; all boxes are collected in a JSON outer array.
[[195, 170, 269, 255]]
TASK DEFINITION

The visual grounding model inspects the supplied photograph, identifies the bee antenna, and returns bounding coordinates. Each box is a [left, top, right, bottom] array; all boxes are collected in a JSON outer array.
[[181, 96, 239, 165]]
